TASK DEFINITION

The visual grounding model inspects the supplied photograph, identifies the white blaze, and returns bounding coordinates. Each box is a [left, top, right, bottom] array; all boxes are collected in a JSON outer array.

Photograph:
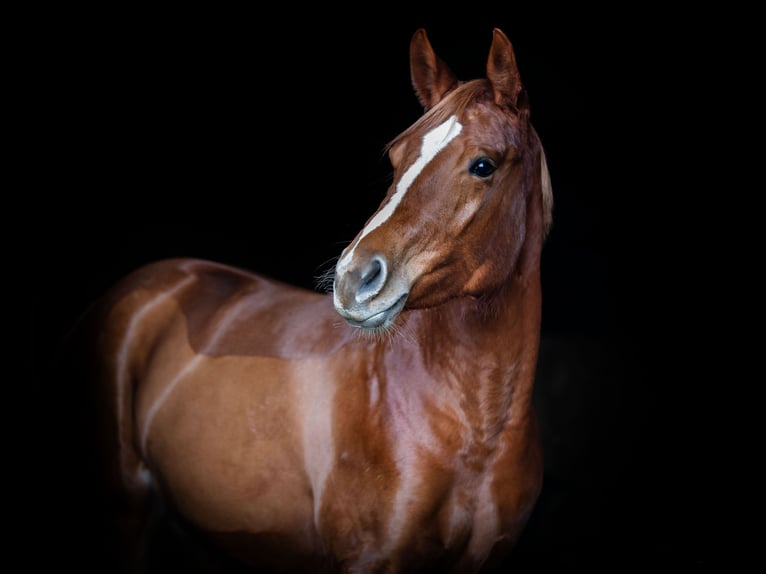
[[337, 115, 463, 271]]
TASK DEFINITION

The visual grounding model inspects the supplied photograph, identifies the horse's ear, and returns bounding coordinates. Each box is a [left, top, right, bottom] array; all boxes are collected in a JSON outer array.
[[410, 28, 459, 111], [486, 28, 525, 111]]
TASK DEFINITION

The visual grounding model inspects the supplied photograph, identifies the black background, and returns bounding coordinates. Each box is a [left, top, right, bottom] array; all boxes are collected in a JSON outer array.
[[22, 4, 738, 572]]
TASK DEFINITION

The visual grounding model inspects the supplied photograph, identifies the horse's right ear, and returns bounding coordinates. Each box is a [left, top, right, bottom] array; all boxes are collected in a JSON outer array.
[[410, 29, 459, 111]]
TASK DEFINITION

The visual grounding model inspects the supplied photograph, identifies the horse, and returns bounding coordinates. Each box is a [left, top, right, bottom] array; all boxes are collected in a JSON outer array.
[[69, 27, 554, 573]]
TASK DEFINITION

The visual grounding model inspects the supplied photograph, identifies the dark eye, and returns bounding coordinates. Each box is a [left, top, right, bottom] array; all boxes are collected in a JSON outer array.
[[469, 157, 496, 178]]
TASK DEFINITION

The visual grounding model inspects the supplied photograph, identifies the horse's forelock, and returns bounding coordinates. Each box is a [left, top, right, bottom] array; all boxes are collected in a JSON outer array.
[[384, 80, 492, 154]]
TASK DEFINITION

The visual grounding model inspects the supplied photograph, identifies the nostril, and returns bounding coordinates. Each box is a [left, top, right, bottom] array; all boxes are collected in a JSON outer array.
[[361, 258, 381, 289], [356, 255, 387, 303]]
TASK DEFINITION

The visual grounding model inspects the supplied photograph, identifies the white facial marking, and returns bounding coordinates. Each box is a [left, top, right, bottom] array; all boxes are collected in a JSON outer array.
[[337, 115, 463, 272]]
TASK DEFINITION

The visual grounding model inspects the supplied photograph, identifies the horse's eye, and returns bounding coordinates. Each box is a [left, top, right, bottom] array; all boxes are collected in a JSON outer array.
[[469, 157, 496, 178]]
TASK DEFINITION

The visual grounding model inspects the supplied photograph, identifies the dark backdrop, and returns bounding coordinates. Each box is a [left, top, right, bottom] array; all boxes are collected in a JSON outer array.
[[23, 5, 732, 571]]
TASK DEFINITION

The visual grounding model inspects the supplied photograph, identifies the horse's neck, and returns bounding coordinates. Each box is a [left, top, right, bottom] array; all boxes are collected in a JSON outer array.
[[393, 271, 542, 439]]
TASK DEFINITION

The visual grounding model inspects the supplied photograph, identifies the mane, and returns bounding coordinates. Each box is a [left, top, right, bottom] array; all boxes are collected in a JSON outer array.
[[533, 127, 554, 238], [385, 79, 554, 238]]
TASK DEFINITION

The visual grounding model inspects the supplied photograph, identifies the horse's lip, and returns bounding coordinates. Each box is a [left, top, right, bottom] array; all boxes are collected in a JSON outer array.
[[344, 294, 408, 329]]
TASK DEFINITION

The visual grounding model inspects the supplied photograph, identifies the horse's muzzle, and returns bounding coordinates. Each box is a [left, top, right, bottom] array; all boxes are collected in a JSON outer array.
[[335, 293, 408, 330]]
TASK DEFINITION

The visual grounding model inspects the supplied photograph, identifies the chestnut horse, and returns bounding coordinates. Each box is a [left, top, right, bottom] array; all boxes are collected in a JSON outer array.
[[73, 27, 553, 573]]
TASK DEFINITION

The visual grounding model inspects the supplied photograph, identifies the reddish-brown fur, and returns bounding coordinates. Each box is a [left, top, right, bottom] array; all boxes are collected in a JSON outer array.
[[74, 28, 553, 573]]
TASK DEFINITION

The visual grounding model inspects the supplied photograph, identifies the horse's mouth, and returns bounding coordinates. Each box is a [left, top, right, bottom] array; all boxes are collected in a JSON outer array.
[[343, 294, 408, 330]]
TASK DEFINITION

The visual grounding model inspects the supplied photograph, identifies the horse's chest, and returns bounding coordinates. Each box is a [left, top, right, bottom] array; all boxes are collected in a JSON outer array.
[[317, 451, 504, 569]]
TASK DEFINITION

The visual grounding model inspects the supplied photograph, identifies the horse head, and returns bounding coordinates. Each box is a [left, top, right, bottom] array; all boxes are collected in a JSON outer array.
[[333, 28, 552, 332]]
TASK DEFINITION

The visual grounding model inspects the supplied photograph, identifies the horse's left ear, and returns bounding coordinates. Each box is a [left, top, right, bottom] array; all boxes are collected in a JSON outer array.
[[486, 28, 525, 111]]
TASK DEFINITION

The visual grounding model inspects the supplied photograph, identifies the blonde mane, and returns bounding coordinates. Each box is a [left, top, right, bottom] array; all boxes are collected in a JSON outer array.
[[535, 128, 554, 238]]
